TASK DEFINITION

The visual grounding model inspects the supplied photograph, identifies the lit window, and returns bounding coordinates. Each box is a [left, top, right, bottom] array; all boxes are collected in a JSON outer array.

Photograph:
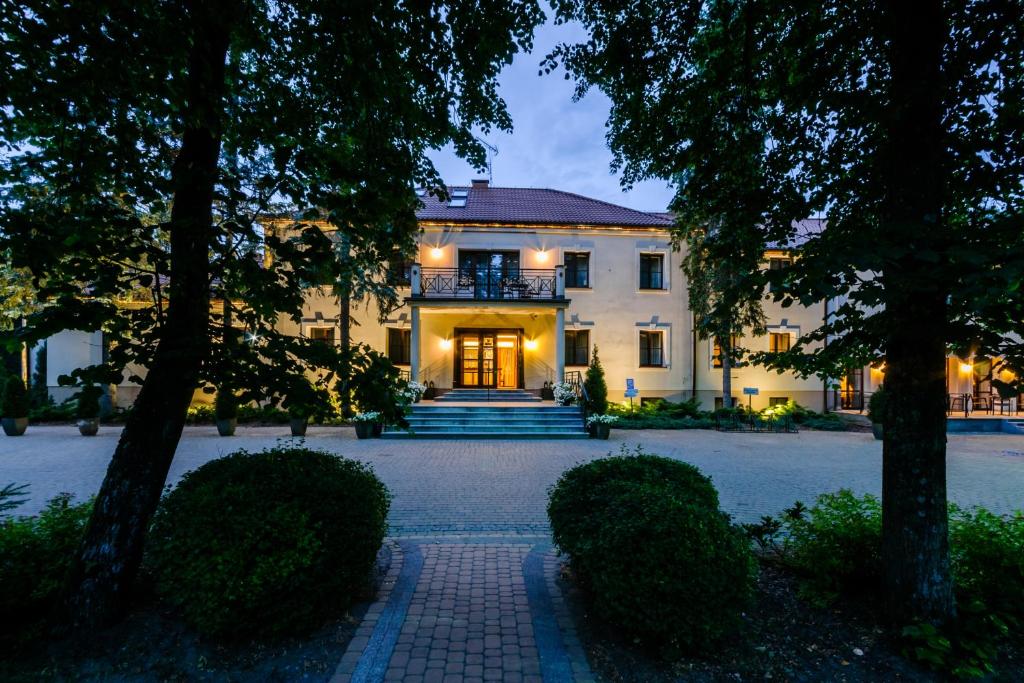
[[309, 327, 335, 344], [769, 396, 789, 406], [564, 330, 589, 366], [769, 332, 791, 353], [387, 328, 411, 365], [639, 330, 665, 367], [639, 253, 664, 290], [564, 252, 590, 288], [712, 334, 743, 368]]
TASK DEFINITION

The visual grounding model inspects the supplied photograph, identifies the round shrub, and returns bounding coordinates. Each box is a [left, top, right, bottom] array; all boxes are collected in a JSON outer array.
[[548, 452, 755, 654], [2, 376, 29, 418], [147, 447, 390, 640]]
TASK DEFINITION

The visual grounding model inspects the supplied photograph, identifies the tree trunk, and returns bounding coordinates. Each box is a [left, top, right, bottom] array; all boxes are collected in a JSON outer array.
[[879, 0, 954, 624], [65, 3, 233, 629], [721, 335, 733, 408], [337, 234, 353, 417]]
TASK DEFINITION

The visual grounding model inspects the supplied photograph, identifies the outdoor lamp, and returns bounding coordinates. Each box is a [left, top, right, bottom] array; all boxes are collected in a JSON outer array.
[[524, 338, 538, 351], [431, 247, 443, 259]]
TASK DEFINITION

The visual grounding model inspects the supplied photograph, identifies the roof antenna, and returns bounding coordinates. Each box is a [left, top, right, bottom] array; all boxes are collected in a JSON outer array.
[[475, 137, 499, 184]]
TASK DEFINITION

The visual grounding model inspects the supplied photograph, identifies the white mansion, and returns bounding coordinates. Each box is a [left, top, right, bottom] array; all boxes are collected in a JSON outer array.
[[44, 180, 883, 412]]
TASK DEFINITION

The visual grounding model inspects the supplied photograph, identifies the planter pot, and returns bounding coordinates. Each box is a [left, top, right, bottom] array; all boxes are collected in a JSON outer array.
[[592, 423, 611, 440], [77, 418, 99, 436], [2, 417, 28, 437], [354, 422, 375, 439], [541, 387, 554, 401], [290, 418, 308, 437], [871, 423, 883, 441], [424, 387, 436, 400], [372, 423, 383, 437], [216, 418, 237, 437]]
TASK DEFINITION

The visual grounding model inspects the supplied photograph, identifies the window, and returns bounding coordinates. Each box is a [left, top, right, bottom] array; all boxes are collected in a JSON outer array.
[[639, 330, 665, 367], [769, 332, 791, 353], [564, 252, 590, 288], [768, 257, 792, 292], [387, 328, 411, 365], [712, 334, 743, 368], [769, 396, 789, 407], [564, 330, 589, 366], [309, 327, 335, 344], [639, 253, 664, 290], [388, 254, 413, 287], [448, 188, 468, 208]]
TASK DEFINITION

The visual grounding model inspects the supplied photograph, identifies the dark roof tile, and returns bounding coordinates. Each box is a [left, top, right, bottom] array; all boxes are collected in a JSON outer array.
[[415, 186, 672, 228]]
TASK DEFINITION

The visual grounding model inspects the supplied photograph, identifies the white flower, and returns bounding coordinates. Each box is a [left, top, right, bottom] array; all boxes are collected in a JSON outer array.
[[352, 411, 381, 422], [586, 414, 618, 426], [552, 382, 576, 406]]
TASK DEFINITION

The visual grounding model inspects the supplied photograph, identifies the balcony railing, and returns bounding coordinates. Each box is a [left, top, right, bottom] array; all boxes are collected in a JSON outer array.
[[412, 266, 565, 301]]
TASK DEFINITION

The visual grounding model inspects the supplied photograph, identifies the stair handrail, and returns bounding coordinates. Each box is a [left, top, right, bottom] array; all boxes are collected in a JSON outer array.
[[562, 369, 590, 428]]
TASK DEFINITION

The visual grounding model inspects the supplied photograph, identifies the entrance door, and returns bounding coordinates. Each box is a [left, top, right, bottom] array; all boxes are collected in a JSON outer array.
[[456, 329, 521, 389]]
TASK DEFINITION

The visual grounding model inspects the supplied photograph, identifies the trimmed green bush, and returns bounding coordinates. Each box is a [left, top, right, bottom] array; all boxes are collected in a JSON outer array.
[[548, 451, 755, 654], [783, 490, 883, 597], [74, 386, 101, 420], [950, 506, 1024, 628], [867, 386, 887, 424], [2, 377, 28, 418], [583, 345, 608, 414], [0, 493, 93, 649], [147, 447, 390, 640]]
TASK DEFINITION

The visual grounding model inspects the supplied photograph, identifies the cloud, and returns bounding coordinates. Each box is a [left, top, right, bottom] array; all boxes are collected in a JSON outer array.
[[428, 15, 674, 213]]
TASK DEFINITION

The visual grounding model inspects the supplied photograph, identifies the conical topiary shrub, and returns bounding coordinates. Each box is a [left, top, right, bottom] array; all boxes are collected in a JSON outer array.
[[584, 345, 608, 415]]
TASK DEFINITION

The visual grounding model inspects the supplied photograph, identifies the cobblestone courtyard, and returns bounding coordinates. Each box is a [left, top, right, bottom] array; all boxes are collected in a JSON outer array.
[[4, 427, 1023, 682]]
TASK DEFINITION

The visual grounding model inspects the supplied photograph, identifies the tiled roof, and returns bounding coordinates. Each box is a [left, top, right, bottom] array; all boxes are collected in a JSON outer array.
[[415, 185, 673, 228]]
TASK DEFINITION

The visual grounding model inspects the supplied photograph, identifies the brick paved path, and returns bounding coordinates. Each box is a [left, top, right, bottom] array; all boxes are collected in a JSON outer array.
[[333, 539, 592, 683]]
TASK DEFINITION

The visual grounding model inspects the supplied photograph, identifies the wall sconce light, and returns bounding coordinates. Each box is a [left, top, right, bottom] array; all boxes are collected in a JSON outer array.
[[535, 249, 548, 263], [960, 361, 973, 374], [524, 338, 538, 351], [431, 247, 443, 259], [440, 337, 452, 351]]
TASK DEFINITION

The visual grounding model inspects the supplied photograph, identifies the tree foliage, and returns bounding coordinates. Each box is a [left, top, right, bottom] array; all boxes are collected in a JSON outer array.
[[0, 0, 544, 626], [548, 0, 1024, 624]]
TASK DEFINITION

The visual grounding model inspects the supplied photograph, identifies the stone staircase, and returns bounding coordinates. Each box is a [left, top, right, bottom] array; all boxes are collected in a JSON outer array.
[[432, 388, 541, 403], [1004, 419, 1024, 434], [382, 404, 588, 439]]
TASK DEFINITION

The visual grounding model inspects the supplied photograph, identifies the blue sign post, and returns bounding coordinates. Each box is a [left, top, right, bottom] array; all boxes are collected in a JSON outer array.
[[625, 378, 638, 414], [742, 387, 759, 411]]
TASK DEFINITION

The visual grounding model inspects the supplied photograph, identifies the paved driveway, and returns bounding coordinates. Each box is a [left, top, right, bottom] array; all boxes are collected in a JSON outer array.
[[5, 426, 1023, 682], [3, 426, 1023, 530]]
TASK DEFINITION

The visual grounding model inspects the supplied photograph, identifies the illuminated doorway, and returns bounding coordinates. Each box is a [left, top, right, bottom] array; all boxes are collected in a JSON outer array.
[[454, 328, 523, 389]]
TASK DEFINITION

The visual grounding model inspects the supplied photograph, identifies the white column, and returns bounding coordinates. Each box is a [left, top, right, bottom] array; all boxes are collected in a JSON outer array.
[[410, 306, 420, 382], [554, 264, 565, 298], [410, 262, 422, 297], [554, 308, 565, 383]]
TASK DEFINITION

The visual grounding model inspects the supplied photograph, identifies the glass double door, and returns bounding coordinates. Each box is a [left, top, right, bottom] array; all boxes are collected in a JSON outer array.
[[458, 250, 520, 300], [457, 330, 520, 389]]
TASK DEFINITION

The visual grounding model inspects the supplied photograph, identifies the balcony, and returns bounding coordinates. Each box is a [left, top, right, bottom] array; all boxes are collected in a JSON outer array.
[[408, 265, 566, 303]]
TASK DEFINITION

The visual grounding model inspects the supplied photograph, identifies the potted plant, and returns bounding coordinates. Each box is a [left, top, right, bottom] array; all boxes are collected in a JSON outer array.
[[75, 385, 102, 436], [288, 405, 310, 437], [404, 380, 427, 404], [586, 413, 618, 440], [1, 376, 29, 436], [868, 386, 887, 441], [352, 411, 381, 439], [215, 389, 238, 437], [552, 381, 575, 406]]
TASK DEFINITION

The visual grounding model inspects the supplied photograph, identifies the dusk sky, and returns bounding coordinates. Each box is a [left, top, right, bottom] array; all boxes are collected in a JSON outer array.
[[428, 13, 675, 213]]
